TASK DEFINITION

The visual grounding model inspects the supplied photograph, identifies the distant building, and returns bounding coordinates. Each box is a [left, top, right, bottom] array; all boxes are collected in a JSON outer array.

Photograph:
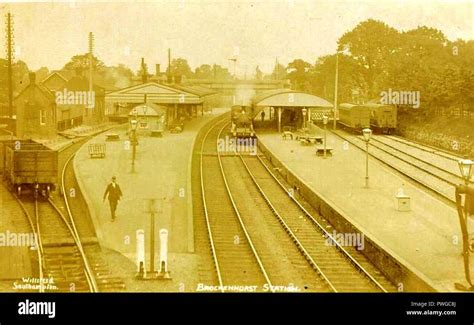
[[42, 69, 106, 130], [105, 81, 216, 127], [14, 73, 56, 139], [41, 71, 69, 93]]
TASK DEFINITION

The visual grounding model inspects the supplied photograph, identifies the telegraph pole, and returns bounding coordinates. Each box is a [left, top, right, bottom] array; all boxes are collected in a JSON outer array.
[[167, 48, 172, 83], [88, 32, 94, 116], [333, 51, 339, 130], [5, 13, 14, 118]]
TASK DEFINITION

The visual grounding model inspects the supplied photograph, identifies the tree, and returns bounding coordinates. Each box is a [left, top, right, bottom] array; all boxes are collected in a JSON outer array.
[[213, 64, 232, 80], [338, 19, 401, 97], [102, 64, 134, 89], [0, 59, 30, 101], [34, 67, 50, 83], [310, 54, 367, 103], [194, 64, 232, 80], [62, 53, 105, 73], [286, 59, 311, 90], [170, 58, 194, 78], [194, 64, 213, 79]]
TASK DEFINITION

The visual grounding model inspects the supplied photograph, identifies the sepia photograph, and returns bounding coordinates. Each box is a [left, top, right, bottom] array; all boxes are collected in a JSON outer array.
[[0, 0, 473, 321]]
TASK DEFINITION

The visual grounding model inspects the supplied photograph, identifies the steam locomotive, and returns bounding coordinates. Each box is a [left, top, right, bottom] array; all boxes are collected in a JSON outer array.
[[230, 105, 255, 138]]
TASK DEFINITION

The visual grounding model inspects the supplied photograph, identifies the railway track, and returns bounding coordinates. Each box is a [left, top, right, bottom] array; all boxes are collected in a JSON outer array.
[[13, 134, 125, 292], [331, 129, 459, 204], [15, 193, 98, 292], [199, 116, 393, 292], [370, 136, 465, 185], [238, 151, 393, 292], [387, 135, 465, 162], [199, 118, 272, 292]]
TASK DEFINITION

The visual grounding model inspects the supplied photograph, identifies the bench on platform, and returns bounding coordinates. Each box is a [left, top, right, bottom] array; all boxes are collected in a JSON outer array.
[[169, 123, 184, 134], [88, 143, 106, 158], [282, 131, 293, 140], [316, 146, 333, 156], [151, 130, 163, 137], [299, 135, 323, 145], [311, 136, 324, 144], [105, 133, 120, 141], [300, 138, 312, 145]]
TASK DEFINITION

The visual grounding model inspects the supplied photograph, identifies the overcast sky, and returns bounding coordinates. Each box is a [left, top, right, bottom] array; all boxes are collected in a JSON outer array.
[[1, 0, 473, 76]]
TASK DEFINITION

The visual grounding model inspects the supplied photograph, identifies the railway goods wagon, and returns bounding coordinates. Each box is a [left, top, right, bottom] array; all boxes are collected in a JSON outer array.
[[3, 141, 58, 197], [231, 105, 255, 138], [338, 103, 371, 131], [368, 103, 397, 134]]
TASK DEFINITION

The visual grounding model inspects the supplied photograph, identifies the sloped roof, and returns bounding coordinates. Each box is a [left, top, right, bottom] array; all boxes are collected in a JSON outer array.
[[41, 71, 68, 84], [105, 81, 204, 105], [15, 81, 56, 103], [253, 89, 332, 108]]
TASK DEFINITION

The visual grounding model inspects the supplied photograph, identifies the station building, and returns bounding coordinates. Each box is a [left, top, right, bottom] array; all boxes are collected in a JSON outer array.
[[104, 81, 217, 128], [41, 70, 106, 130]]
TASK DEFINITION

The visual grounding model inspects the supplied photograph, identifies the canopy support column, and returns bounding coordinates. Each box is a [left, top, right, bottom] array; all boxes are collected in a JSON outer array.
[[277, 107, 282, 133]]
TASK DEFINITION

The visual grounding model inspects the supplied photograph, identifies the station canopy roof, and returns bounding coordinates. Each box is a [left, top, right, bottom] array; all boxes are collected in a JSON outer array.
[[129, 103, 166, 117], [105, 82, 207, 105], [253, 89, 333, 108]]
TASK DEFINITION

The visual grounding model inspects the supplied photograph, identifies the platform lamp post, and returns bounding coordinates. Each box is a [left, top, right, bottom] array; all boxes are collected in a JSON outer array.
[[143, 105, 148, 131], [130, 119, 138, 173], [362, 128, 372, 188], [322, 114, 328, 159], [455, 158, 474, 291], [302, 108, 307, 130]]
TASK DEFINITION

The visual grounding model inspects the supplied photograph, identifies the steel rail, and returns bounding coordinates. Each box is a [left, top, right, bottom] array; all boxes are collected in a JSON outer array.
[[215, 122, 274, 292], [54, 153, 99, 292], [251, 143, 389, 292], [330, 130, 455, 205]]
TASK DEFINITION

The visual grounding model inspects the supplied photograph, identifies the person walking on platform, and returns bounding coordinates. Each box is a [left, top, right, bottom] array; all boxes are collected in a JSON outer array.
[[103, 176, 122, 221]]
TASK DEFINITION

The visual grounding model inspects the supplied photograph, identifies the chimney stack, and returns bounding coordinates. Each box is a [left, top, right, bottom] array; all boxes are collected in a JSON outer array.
[[141, 58, 148, 83], [156, 64, 161, 76]]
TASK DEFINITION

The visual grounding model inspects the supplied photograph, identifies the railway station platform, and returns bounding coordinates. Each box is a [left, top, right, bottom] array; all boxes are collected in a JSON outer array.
[[257, 128, 472, 292], [74, 107, 228, 291]]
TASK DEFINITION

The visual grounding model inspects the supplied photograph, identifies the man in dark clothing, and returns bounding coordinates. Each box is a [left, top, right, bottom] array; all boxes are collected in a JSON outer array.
[[103, 176, 123, 221]]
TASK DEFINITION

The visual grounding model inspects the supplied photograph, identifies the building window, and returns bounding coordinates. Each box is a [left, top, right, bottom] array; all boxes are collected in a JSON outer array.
[[39, 110, 46, 125]]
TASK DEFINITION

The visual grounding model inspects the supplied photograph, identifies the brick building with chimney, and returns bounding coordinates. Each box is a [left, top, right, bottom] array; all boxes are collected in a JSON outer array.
[[14, 73, 57, 139]]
